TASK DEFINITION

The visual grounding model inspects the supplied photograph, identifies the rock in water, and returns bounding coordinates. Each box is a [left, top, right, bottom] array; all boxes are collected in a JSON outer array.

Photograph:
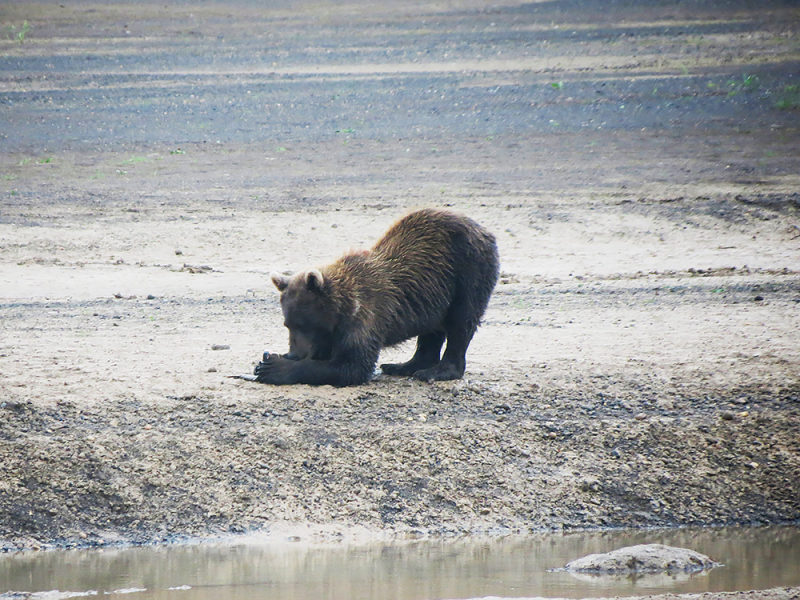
[[565, 543, 719, 573]]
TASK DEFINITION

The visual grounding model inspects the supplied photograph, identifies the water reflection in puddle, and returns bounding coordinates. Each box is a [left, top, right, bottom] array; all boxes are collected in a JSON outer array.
[[1, 526, 798, 600]]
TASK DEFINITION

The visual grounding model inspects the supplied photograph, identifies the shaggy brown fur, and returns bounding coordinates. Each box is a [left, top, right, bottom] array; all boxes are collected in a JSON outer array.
[[254, 208, 499, 386]]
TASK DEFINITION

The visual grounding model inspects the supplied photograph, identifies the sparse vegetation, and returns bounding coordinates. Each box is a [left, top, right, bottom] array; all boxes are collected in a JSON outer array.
[[727, 74, 759, 97], [775, 84, 800, 110], [6, 20, 30, 44], [121, 155, 149, 165]]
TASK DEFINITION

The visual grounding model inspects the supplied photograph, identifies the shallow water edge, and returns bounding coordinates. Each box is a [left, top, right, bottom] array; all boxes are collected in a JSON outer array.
[[2, 524, 799, 600]]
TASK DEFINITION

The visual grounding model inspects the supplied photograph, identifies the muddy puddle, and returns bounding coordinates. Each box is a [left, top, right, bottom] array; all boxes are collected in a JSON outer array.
[[1, 525, 798, 600]]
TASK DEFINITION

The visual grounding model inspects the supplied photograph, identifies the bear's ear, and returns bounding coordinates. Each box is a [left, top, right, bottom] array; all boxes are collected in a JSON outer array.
[[304, 268, 325, 292], [271, 272, 290, 292]]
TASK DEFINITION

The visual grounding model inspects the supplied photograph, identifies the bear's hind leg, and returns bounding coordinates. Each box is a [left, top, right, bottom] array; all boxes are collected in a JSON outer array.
[[412, 324, 475, 381], [381, 330, 445, 376], [414, 251, 497, 382]]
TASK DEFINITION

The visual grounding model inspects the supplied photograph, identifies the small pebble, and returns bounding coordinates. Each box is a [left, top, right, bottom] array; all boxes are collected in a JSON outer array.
[[656, 398, 674, 410], [211, 344, 230, 351], [290, 412, 304, 423]]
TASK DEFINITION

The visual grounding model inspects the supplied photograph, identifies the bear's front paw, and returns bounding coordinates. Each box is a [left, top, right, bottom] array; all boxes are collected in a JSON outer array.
[[254, 351, 277, 374], [254, 352, 287, 384]]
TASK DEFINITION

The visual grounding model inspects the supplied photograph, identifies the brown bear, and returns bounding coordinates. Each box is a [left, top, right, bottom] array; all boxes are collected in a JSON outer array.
[[253, 208, 499, 386]]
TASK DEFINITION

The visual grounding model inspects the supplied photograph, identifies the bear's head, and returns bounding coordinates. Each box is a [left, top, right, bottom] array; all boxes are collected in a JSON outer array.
[[271, 269, 339, 361]]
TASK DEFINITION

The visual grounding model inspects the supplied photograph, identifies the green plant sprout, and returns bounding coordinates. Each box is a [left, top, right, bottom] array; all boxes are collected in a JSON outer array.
[[9, 21, 31, 43]]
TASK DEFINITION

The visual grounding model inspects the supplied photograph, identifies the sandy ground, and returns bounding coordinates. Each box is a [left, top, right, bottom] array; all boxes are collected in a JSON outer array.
[[1, 0, 800, 598]]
